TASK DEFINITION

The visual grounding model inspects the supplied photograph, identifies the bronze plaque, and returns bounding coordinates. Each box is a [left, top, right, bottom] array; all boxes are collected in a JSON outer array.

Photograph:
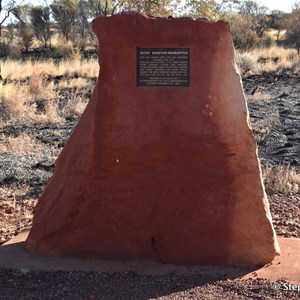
[[137, 48, 190, 87]]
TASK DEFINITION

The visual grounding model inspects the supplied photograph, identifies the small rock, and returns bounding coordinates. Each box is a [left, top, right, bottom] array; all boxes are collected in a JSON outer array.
[[5, 207, 14, 214]]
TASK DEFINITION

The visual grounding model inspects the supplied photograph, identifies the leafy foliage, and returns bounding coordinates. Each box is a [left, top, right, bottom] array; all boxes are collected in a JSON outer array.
[[121, 0, 172, 16], [30, 6, 51, 48], [184, 0, 219, 20], [230, 14, 258, 50], [1, 0, 300, 55], [50, 0, 78, 41], [285, 8, 300, 53]]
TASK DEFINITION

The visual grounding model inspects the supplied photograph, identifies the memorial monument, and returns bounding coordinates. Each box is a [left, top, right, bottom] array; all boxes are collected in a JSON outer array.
[[26, 12, 280, 266]]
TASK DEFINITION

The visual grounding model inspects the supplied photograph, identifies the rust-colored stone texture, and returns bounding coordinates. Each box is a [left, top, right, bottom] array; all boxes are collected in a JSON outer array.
[[26, 13, 280, 266]]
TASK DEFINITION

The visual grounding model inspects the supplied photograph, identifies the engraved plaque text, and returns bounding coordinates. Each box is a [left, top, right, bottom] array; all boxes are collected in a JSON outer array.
[[137, 48, 190, 88]]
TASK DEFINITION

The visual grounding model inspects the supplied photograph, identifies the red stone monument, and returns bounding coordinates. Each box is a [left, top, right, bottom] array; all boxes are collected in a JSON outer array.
[[26, 13, 280, 266]]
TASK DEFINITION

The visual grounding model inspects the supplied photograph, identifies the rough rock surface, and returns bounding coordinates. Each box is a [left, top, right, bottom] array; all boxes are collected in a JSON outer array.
[[26, 13, 279, 265]]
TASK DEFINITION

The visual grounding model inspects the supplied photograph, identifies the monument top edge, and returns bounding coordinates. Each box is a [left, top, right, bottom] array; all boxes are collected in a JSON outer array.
[[92, 11, 228, 25]]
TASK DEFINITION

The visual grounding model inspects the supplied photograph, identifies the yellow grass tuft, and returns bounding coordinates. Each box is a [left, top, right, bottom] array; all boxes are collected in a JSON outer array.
[[0, 82, 31, 121], [247, 92, 272, 101], [237, 46, 300, 74], [251, 46, 297, 61], [0, 57, 96, 125], [2, 58, 99, 81], [0, 133, 44, 153], [61, 89, 88, 119], [28, 73, 55, 100], [263, 164, 300, 194], [44, 99, 64, 123], [57, 78, 92, 90]]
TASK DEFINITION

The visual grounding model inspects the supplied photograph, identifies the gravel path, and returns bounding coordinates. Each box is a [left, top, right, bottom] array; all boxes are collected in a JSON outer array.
[[1, 269, 299, 299]]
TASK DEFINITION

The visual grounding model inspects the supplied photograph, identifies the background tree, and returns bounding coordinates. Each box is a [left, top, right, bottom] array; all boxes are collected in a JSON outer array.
[[87, 0, 117, 18], [238, 0, 269, 38], [76, 0, 91, 49], [50, 0, 78, 41], [285, 7, 300, 54], [217, 0, 241, 13], [30, 6, 52, 49], [182, 0, 241, 21], [121, 0, 172, 16], [184, 0, 219, 20], [230, 13, 258, 50], [5, 22, 14, 43], [2, 0, 300, 58], [19, 22, 34, 51], [0, 0, 18, 36], [269, 10, 287, 41], [13, 4, 34, 52]]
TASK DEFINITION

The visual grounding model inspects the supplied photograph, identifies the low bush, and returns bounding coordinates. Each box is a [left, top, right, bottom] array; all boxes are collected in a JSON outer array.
[[8, 44, 22, 59], [230, 15, 259, 51], [236, 52, 258, 73]]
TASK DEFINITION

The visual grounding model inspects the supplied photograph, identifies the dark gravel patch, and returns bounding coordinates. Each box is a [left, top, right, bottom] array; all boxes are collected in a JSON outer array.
[[243, 73, 300, 166], [2, 120, 78, 147], [0, 269, 299, 300], [0, 120, 78, 198]]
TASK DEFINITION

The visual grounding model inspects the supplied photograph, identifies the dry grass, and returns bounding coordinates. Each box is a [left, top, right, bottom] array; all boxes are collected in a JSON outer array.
[[237, 46, 300, 74], [264, 29, 286, 41], [252, 46, 297, 61], [253, 46, 299, 73], [0, 83, 88, 124], [43, 99, 64, 123], [60, 88, 89, 119], [250, 109, 280, 144], [0, 133, 44, 153], [263, 164, 300, 194], [0, 82, 34, 122], [247, 91, 272, 102], [28, 73, 55, 100], [57, 78, 92, 90], [0, 58, 96, 125], [2, 58, 99, 81], [0, 80, 58, 124]]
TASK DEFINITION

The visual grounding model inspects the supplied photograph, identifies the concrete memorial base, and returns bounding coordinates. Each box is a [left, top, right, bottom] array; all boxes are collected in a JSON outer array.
[[1, 231, 299, 284], [26, 13, 280, 266]]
